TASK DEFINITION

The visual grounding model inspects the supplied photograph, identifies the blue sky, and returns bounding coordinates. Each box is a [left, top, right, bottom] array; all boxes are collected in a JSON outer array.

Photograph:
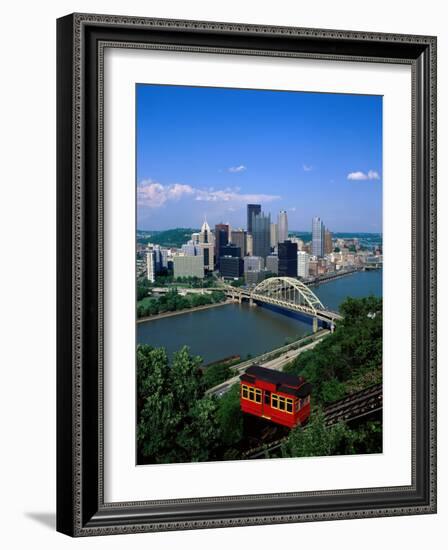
[[136, 84, 382, 232]]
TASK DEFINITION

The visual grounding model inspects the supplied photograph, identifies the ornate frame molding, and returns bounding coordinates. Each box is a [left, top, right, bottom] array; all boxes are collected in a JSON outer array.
[[57, 13, 437, 537]]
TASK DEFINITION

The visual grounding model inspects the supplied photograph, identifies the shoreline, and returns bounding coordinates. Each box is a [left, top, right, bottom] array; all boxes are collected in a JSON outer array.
[[137, 299, 232, 323]]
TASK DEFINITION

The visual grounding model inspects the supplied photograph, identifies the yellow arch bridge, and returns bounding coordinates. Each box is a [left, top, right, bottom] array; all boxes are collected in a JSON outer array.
[[224, 277, 342, 332]]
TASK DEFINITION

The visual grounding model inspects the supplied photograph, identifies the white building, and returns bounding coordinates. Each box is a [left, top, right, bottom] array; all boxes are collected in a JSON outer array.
[[277, 210, 288, 243], [173, 255, 204, 279], [297, 251, 310, 279], [246, 233, 253, 256], [146, 250, 156, 282]]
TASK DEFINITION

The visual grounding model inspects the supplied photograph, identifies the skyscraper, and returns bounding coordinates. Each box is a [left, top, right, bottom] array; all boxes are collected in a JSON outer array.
[[214, 223, 229, 265], [247, 204, 261, 234], [278, 210, 288, 243], [270, 223, 278, 249], [252, 212, 271, 259], [230, 229, 247, 257], [146, 249, 156, 283], [278, 240, 298, 277], [311, 217, 325, 257], [324, 229, 333, 255], [198, 218, 215, 271]]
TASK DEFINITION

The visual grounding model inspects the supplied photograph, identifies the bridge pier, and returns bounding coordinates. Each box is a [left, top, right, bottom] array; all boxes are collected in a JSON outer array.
[[312, 317, 318, 333]]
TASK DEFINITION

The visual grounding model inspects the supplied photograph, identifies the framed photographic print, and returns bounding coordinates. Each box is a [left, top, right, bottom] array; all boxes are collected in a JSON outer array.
[[57, 13, 437, 536]]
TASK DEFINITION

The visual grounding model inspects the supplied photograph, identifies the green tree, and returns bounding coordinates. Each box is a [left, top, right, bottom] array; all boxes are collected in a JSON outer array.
[[202, 363, 232, 390], [215, 385, 244, 447], [137, 345, 220, 463], [282, 408, 355, 458]]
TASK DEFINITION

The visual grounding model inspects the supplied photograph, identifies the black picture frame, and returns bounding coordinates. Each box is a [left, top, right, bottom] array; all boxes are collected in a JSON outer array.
[[57, 13, 437, 536]]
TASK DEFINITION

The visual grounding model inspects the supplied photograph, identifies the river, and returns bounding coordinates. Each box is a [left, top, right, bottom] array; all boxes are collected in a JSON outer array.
[[137, 270, 382, 365]]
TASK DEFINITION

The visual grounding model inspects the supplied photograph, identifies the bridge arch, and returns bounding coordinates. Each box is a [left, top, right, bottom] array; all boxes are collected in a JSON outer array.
[[252, 277, 325, 316]]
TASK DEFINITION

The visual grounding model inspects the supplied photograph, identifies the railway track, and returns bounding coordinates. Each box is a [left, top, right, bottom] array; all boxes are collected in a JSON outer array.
[[244, 383, 382, 459]]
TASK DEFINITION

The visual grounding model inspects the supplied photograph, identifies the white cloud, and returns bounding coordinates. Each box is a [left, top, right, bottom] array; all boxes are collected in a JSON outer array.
[[289, 207, 297, 212], [137, 179, 280, 208], [302, 164, 313, 172], [347, 170, 380, 181], [228, 165, 247, 173]]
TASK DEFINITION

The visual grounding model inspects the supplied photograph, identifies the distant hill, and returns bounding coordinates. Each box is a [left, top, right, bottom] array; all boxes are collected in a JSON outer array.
[[137, 228, 199, 248]]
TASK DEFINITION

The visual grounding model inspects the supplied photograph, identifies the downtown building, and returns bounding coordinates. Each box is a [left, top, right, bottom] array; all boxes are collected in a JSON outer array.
[[244, 255, 265, 286], [252, 211, 271, 260], [277, 210, 288, 243], [247, 204, 261, 235], [231, 229, 247, 257], [214, 223, 230, 266], [297, 250, 310, 279], [173, 255, 205, 279], [220, 256, 243, 279], [311, 216, 325, 257], [278, 240, 298, 277], [198, 219, 215, 271]]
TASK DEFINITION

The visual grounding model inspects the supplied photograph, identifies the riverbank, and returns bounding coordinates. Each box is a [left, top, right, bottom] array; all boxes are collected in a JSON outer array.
[[137, 299, 232, 323]]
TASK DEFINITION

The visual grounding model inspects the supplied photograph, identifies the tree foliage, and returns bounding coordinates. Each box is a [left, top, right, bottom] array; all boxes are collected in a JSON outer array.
[[284, 296, 382, 404], [137, 345, 221, 463], [282, 408, 355, 458]]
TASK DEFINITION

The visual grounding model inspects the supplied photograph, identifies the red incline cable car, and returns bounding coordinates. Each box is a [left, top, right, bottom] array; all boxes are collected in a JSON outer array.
[[239, 365, 312, 428]]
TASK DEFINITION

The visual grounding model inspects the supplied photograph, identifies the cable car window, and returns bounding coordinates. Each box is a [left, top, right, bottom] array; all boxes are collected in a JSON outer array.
[[248, 387, 255, 401], [271, 395, 278, 408], [286, 400, 293, 413], [242, 385, 248, 399], [255, 389, 262, 403]]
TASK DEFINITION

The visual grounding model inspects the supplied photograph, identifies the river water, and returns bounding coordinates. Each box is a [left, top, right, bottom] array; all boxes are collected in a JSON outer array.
[[137, 270, 382, 365]]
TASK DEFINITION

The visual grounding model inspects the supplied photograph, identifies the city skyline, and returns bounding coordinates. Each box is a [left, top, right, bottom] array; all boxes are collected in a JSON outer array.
[[137, 84, 382, 232]]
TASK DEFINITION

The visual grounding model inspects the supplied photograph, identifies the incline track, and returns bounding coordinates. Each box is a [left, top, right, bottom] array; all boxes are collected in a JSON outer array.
[[244, 383, 382, 459]]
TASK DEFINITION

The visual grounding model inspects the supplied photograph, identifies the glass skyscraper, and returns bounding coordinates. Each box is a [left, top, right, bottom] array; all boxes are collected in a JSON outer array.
[[247, 204, 261, 234], [252, 212, 271, 259], [311, 217, 325, 257]]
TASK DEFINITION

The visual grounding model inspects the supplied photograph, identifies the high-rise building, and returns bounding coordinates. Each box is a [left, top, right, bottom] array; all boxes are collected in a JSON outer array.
[[247, 204, 261, 234], [265, 254, 279, 275], [220, 256, 243, 279], [214, 223, 229, 265], [270, 223, 278, 249], [198, 219, 215, 271], [324, 229, 333, 255], [173, 255, 204, 279], [277, 210, 288, 243], [252, 212, 271, 259], [244, 255, 264, 273], [297, 251, 310, 279], [246, 234, 253, 256], [231, 229, 247, 257], [181, 241, 201, 256], [219, 243, 241, 259], [278, 240, 298, 277], [146, 249, 156, 283], [311, 217, 325, 257]]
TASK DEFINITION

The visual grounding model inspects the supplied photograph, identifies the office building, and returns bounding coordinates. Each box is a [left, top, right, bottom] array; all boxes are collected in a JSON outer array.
[[265, 254, 279, 275], [245, 270, 265, 286], [311, 217, 325, 257], [324, 229, 333, 255], [244, 255, 264, 273], [247, 204, 261, 234], [297, 251, 310, 279], [198, 218, 215, 271], [181, 241, 201, 257], [146, 249, 156, 283], [246, 234, 253, 256], [277, 210, 288, 243], [270, 223, 278, 249], [278, 240, 298, 277], [173, 255, 204, 279], [231, 229, 247, 257], [219, 243, 240, 259], [215, 223, 229, 264], [220, 256, 243, 279], [252, 212, 271, 259]]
